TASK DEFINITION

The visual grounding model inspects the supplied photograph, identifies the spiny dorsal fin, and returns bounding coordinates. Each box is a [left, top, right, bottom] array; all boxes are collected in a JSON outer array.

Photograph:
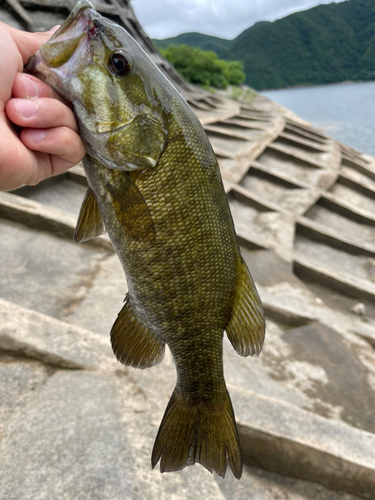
[[74, 187, 106, 244], [111, 295, 165, 369], [226, 259, 265, 357]]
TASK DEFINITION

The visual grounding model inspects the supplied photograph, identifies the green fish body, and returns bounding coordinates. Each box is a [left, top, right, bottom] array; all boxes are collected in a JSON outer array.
[[27, 0, 265, 479]]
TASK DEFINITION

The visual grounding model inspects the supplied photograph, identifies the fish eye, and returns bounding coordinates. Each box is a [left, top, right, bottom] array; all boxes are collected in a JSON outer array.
[[109, 53, 131, 76]]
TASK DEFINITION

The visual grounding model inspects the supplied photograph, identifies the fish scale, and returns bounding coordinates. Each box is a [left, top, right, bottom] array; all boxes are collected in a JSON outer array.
[[26, 0, 265, 479]]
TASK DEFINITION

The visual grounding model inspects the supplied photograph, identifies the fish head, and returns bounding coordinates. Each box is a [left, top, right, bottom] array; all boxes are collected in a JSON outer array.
[[27, 0, 168, 171]]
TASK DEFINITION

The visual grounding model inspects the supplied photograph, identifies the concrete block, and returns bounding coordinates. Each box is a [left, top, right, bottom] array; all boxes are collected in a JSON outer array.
[[0, 299, 114, 369], [231, 387, 375, 499]]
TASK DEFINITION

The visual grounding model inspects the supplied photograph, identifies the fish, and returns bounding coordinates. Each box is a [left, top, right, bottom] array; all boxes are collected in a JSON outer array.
[[26, 0, 265, 479]]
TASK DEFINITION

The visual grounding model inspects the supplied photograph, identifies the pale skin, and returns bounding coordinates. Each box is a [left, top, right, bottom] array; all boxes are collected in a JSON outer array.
[[0, 22, 85, 191]]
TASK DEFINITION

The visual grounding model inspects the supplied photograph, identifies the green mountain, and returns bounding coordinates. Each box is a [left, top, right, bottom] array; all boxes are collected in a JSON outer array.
[[155, 0, 375, 90], [226, 0, 375, 89], [153, 32, 231, 58], [153, 22, 269, 58]]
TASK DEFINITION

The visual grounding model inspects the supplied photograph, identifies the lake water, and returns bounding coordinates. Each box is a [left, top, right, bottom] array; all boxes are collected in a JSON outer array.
[[262, 81, 375, 158]]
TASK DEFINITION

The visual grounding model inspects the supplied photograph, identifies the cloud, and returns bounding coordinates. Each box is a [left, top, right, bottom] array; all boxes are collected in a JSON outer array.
[[132, 0, 345, 39]]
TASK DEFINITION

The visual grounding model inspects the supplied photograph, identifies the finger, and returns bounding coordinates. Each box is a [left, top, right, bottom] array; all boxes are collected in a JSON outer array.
[[0, 120, 83, 191], [6, 97, 79, 133], [12, 73, 69, 105], [21, 126, 86, 170], [25, 150, 82, 186], [0, 23, 60, 65]]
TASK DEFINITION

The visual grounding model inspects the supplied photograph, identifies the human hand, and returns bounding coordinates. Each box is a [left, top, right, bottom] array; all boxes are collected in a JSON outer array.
[[0, 22, 86, 191]]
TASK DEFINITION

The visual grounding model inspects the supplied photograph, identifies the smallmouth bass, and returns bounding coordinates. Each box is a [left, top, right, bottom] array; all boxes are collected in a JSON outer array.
[[27, 0, 265, 479]]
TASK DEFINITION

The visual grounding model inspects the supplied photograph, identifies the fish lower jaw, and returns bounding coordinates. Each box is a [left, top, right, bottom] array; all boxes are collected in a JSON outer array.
[[25, 52, 66, 98]]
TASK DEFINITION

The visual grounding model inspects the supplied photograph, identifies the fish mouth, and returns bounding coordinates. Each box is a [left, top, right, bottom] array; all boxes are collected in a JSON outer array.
[[49, 1, 95, 44], [38, 1, 101, 69], [24, 1, 103, 99]]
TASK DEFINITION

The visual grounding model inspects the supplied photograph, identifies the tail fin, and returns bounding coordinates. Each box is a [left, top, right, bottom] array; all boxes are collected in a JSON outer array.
[[151, 390, 242, 479]]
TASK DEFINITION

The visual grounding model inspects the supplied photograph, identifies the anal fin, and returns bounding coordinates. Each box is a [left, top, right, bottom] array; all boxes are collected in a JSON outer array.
[[74, 187, 106, 244], [226, 259, 265, 357], [111, 295, 165, 369]]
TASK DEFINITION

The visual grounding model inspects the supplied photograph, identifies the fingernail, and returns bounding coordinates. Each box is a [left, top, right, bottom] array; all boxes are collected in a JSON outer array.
[[21, 74, 38, 98], [14, 99, 38, 118], [25, 130, 45, 143]]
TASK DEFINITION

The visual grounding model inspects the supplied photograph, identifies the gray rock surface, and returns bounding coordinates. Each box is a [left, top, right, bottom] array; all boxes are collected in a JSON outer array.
[[217, 465, 360, 500], [0, 299, 114, 369], [281, 322, 375, 432], [0, 354, 52, 434], [13, 176, 88, 215], [223, 318, 375, 433], [0, 218, 110, 320], [232, 387, 375, 499], [0, 368, 226, 500], [66, 254, 127, 336]]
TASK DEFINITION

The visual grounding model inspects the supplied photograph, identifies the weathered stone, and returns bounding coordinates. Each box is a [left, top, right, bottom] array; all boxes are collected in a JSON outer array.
[[223, 331, 312, 412], [241, 248, 303, 289], [0, 299, 114, 369], [351, 303, 366, 316], [0, 354, 52, 433], [66, 254, 128, 336], [281, 322, 375, 433], [0, 370, 225, 500], [224, 316, 375, 434], [294, 252, 375, 303], [0, 218, 110, 319], [0, 190, 77, 238], [217, 465, 360, 500], [0, 371, 138, 500], [257, 280, 375, 346], [0, 192, 112, 251], [230, 387, 375, 499], [0, 5, 23, 28], [13, 175, 87, 216], [0, 324, 371, 498]]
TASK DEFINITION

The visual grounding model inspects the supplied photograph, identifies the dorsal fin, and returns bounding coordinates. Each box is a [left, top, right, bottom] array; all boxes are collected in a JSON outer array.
[[111, 295, 165, 369], [73, 187, 106, 244], [226, 259, 265, 357]]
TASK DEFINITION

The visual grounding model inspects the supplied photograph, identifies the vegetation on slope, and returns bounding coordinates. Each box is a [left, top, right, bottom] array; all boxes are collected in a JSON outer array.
[[156, 0, 375, 90], [225, 0, 375, 89], [153, 22, 269, 57], [161, 45, 245, 89]]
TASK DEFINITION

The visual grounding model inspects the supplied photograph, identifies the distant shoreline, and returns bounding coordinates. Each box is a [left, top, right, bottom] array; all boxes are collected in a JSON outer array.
[[258, 77, 375, 158], [260, 79, 375, 93]]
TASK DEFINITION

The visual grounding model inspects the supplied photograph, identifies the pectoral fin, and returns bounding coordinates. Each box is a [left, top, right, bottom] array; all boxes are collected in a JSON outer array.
[[226, 259, 265, 357], [111, 295, 165, 369], [106, 172, 155, 239], [74, 187, 106, 244], [120, 173, 155, 235]]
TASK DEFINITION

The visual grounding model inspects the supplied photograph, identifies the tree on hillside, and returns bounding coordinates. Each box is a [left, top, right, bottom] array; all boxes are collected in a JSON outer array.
[[161, 45, 245, 89]]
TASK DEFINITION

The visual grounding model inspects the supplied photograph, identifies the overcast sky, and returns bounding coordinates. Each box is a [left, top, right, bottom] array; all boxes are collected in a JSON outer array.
[[132, 0, 346, 40]]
